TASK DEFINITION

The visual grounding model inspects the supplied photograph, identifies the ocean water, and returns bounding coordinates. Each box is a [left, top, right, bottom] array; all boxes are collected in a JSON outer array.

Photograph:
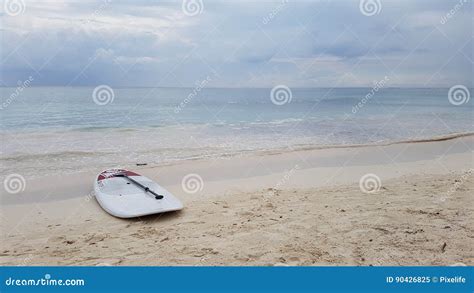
[[1, 87, 472, 177]]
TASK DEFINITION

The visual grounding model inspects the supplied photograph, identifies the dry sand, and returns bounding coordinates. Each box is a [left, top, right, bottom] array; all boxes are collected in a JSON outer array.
[[1, 136, 473, 266]]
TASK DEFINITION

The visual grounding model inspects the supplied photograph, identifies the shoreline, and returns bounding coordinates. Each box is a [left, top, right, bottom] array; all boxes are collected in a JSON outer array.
[[1, 131, 473, 181], [289, 131, 474, 151], [1, 134, 473, 205]]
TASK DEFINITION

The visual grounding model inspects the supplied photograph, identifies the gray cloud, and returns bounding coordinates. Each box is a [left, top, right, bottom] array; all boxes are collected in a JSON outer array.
[[0, 0, 472, 87]]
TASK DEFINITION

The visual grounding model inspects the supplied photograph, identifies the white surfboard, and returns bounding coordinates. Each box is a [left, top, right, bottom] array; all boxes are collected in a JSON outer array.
[[94, 169, 183, 218]]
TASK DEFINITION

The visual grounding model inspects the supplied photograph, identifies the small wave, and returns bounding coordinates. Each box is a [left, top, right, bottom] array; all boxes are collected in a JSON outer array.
[[137, 132, 474, 163], [2, 132, 471, 166], [72, 126, 141, 132], [263, 132, 474, 155], [391, 132, 474, 144], [67, 124, 197, 133], [248, 118, 305, 126], [0, 151, 105, 161]]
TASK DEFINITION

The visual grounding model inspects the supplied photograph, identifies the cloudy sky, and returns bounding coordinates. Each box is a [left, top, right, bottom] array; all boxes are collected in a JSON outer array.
[[1, 0, 472, 87]]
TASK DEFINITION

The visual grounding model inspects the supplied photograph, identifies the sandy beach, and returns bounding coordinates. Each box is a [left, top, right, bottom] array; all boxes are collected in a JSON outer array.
[[1, 135, 473, 266]]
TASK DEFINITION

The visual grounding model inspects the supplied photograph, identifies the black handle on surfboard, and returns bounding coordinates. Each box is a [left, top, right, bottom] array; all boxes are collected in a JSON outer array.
[[115, 174, 164, 200]]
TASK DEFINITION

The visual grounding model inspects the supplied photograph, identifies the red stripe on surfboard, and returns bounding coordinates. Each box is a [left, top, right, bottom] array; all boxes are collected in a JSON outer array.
[[98, 169, 140, 181]]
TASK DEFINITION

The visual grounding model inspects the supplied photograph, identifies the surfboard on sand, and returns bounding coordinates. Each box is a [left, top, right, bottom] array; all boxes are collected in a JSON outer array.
[[94, 169, 183, 218]]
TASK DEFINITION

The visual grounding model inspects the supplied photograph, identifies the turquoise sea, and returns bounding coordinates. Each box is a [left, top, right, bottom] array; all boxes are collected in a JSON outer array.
[[1, 87, 472, 176]]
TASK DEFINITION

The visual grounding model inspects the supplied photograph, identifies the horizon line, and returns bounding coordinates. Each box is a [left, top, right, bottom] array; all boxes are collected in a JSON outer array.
[[1, 85, 471, 89]]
